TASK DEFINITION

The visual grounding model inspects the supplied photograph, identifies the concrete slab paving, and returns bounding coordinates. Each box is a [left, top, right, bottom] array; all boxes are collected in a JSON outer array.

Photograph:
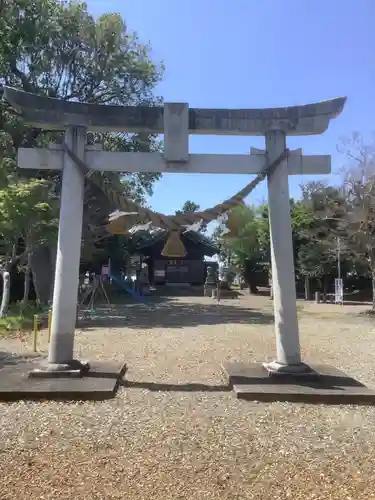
[[0, 352, 126, 401], [222, 362, 375, 405]]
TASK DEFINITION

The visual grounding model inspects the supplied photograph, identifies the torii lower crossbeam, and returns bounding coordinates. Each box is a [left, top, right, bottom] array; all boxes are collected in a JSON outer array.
[[18, 146, 331, 176]]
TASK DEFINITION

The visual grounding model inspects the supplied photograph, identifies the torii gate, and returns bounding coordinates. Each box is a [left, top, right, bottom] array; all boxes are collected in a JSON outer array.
[[4, 87, 346, 378]]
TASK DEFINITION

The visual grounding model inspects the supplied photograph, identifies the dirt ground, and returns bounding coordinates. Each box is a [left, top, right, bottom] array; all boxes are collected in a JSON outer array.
[[1, 293, 375, 499]]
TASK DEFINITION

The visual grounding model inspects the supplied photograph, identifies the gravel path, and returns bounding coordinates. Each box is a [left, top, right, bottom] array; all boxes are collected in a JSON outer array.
[[1, 295, 375, 499]]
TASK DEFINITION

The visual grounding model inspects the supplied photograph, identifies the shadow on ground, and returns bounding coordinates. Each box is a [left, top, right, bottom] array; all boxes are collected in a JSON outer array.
[[0, 351, 43, 370], [121, 380, 232, 392], [78, 299, 274, 330]]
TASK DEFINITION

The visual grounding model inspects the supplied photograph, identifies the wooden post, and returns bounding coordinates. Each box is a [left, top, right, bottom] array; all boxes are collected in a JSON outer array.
[[33, 315, 38, 352]]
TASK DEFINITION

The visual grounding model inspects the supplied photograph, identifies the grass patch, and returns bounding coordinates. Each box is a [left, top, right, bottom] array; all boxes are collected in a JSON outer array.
[[0, 302, 47, 336]]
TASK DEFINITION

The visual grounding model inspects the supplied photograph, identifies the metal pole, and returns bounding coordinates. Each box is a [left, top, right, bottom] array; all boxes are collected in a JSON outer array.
[[337, 237, 343, 305]]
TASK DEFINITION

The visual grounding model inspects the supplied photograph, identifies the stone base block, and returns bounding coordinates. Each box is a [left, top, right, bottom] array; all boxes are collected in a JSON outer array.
[[222, 362, 375, 405], [263, 360, 316, 377], [204, 285, 216, 297], [29, 359, 90, 379], [0, 353, 126, 401], [218, 289, 240, 299]]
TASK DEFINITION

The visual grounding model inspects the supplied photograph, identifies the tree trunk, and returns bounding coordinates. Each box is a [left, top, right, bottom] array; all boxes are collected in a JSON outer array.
[[372, 269, 375, 312], [22, 253, 32, 304], [248, 283, 258, 294], [30, 246, 55, 304], [0, 267, 11, 318], [49, 245, 57, 302], [304, 276, 311, 300]]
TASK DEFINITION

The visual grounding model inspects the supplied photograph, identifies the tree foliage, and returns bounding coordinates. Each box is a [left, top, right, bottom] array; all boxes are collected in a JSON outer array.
[[212, 136, 375, 308], [0, 0, 164, 302], [0, 178, 58, 315], [175, 200, 209, 233], [213, 204, 269, 292], [0, 179, 58, 252], [0, 0, 164, 214], [175, 200, 201, 214]]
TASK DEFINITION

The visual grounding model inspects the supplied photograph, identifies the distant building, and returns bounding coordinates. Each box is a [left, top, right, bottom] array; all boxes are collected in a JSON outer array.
[[129, 230, 220, 286]]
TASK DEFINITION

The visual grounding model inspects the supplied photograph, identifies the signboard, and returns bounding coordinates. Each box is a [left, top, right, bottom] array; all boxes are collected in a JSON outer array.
[[334, 278, 343, 304], [101, 265, 109, 281]]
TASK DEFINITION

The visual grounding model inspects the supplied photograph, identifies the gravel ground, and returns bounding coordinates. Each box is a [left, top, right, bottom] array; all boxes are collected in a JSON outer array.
[[1, 294, 375, 499]]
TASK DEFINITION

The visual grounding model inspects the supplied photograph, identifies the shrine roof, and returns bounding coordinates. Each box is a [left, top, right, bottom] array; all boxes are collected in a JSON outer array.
[[129, 229, 220, 257]]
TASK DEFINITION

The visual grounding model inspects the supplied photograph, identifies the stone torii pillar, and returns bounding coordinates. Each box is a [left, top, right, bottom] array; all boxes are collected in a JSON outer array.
[[264, 130, 305, 372], [4, 87, 346, 377], [48, 126, 86, 369]]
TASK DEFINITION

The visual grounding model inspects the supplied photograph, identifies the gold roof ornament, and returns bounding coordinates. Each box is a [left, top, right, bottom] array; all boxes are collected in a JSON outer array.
[[161, 231, 187, 258]]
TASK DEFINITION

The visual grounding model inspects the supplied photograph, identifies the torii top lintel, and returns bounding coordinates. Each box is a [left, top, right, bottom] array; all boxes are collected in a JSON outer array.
[[3, 86, 346, 136]]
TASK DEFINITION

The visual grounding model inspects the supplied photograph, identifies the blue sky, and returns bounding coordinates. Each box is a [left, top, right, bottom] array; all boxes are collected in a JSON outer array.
[[87, 0, 374, 215]]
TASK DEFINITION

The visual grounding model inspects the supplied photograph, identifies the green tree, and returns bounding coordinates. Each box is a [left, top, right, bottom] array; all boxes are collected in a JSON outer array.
[[0, 179, 58, 316], [175, 200, 209, 233], [214, 204, 270, 293], [176, 200, 201, 214], [215, 197, 335, 296], [336, 133, 375, 309], [0, 0, 164, 303], [290, 197, 322, 298], [298, 180, 351, 297]]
